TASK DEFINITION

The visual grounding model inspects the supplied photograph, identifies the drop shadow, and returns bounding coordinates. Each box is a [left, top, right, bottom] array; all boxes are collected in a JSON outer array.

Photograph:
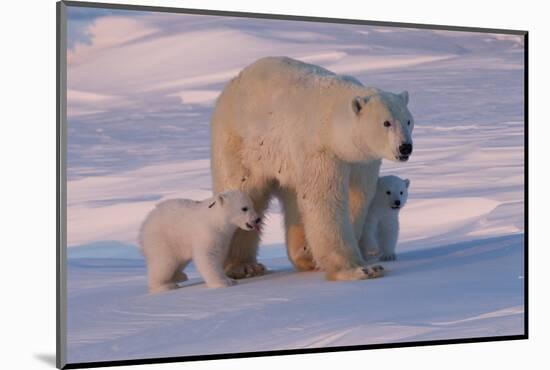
[[34, 353, 56, 367]]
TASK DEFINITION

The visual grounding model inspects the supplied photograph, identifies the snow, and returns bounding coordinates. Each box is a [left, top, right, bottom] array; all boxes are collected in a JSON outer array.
[[65, 8, 525, 364]]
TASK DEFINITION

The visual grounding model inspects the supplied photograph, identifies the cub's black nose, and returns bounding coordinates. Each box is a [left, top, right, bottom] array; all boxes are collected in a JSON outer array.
[[394, 200, 401, 206], [399, 143, 413, 156], [255, 217, 262, 224]]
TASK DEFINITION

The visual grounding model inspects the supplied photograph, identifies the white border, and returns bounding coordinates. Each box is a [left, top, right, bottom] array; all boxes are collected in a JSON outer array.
[[3, 0, 548, 369]]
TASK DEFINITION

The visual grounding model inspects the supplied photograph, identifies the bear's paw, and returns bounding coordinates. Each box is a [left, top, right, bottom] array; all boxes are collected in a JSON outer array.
[[326, 265, 384, 281], [225, 262, 266, 279]]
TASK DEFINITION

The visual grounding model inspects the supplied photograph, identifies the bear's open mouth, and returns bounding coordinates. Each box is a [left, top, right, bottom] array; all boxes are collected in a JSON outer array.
[[398, 155, 409, 162], [246, 223, 254, 230]]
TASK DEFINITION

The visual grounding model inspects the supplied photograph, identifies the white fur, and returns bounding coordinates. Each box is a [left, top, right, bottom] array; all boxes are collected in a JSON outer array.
[[139, 191, 260, 293], [210, 56, 414, 280], [360, 176, 410, 261]]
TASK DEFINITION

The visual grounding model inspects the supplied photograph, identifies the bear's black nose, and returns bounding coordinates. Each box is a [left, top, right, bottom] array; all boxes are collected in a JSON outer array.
[[399, 143, 413, 156], [255, 217, 262, 224], [394, 200, 401, 206]]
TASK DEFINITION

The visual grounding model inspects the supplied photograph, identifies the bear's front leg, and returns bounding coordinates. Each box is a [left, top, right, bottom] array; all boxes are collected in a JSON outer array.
[[297, 160, 383, 281]]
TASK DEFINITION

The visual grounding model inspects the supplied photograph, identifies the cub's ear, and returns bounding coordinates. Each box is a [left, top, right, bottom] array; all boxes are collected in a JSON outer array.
[[352, 96, 369, 115], [399, 91, 409, 105], [404, 179, 410, 188]]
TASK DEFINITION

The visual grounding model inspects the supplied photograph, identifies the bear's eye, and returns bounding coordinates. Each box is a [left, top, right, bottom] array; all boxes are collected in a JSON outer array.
[[383, 121, 391, 127], [400, 191, 403, 195], [407, 120, 411, 126], [386, 191, 391, 195], [241, 207, 248, 212]]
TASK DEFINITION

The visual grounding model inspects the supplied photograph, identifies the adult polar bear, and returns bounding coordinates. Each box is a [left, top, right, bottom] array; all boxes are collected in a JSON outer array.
[[211, 57, 414, 281]]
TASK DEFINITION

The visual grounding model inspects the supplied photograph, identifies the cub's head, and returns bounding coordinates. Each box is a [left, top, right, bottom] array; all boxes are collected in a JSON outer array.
[[332, 88, 414, 162], [376, 176, 410, 210], [212, 191, 262, 231]]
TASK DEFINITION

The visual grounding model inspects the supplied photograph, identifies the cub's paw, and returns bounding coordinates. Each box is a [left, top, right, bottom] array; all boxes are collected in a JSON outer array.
[[225, 262, 266, 279], [380, 253, 396, 261]]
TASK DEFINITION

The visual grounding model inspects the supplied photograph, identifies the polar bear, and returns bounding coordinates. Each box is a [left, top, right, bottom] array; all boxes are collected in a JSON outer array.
[[139, 191, 261, 293], [210, 56, 414, 281], [360, 175, 410, 261]]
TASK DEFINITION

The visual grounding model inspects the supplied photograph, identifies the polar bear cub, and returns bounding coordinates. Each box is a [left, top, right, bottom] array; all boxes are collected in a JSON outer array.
[[139, 191, 261, 293], [361, 175, 410, 261]]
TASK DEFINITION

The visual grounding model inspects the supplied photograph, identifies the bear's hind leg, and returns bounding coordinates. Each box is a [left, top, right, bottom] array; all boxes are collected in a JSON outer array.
[[277, 188, 316, 271], [289, 239, 316, 272]]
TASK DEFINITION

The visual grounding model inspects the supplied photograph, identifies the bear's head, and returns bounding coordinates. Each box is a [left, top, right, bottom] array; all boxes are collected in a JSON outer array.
[[375, 175, 410, 210], [331, 88, 414, 163], [214, 190, 262, 231]]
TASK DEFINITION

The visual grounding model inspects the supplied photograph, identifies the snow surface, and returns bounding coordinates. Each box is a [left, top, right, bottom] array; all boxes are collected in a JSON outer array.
[[66, 8, 525, 364]]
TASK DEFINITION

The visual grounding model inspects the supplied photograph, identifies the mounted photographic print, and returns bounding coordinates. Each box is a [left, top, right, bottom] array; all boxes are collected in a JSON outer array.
[[56, 1, 528, 368]]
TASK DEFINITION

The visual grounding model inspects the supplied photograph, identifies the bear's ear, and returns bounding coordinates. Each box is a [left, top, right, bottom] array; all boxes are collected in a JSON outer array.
[[404, 178, 410, 188], [352, 96, 369, 115], [399, 91, 409, 105]]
